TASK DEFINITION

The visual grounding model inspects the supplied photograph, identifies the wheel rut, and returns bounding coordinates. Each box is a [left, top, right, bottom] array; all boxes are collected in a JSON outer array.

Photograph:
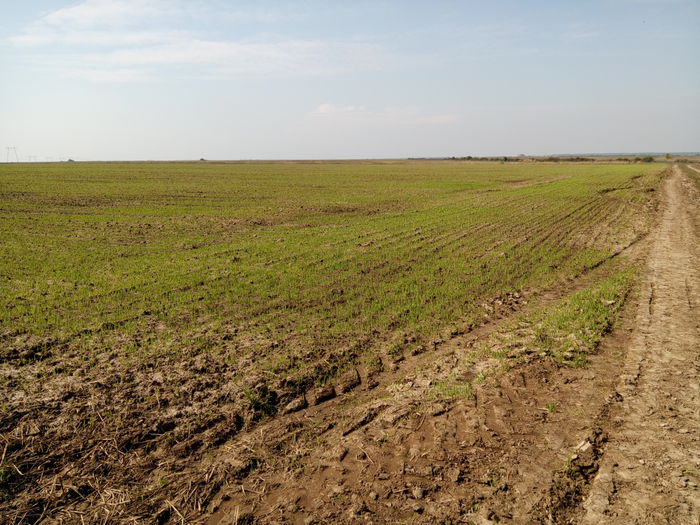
[[579, 165, 700, 524]]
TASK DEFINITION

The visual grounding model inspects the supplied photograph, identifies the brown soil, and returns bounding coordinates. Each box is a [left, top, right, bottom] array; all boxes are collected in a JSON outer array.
[[207, 165, 699, 524], [579, 165, 700, 524]]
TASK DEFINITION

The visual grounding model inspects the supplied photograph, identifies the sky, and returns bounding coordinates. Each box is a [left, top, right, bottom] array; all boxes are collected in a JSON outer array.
[[0, 0, 698, 160]]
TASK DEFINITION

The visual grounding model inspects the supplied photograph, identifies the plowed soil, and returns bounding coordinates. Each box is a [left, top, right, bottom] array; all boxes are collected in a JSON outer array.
[[208, 165, 699, 524]]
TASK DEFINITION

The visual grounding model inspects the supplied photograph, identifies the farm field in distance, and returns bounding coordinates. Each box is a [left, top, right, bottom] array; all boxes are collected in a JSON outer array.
[[0, 160, 669, 522]]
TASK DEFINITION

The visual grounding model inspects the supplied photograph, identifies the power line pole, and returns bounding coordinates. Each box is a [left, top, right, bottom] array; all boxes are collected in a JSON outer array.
[[5, 147, 19, 162]]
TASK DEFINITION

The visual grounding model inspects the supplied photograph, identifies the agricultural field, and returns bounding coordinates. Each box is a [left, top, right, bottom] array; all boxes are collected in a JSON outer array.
[[0, 160, 667, 522]]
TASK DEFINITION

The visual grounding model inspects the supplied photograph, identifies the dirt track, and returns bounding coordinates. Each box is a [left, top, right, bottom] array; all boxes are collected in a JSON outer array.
[[580, 165, 700, 524], [209, 165, 699, 524]]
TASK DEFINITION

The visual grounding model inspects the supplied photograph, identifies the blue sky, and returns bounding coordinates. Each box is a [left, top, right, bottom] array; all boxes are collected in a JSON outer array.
[[1, 0, 698, 160]]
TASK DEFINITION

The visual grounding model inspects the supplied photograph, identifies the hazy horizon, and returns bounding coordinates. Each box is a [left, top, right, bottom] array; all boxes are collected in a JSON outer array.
[[4, 152, 700, 163], [1, 0, 699, 161]]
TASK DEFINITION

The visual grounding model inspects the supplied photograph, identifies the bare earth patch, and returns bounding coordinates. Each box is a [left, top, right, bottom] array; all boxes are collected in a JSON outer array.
[[580, 167, 700, 524]]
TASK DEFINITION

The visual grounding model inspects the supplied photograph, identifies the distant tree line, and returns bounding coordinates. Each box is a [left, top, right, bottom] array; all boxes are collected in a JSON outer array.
[[615, 156, 655, 163], [537, 156, 594, 163], [432, 155, 660, 163], [446, 156, 594, 162]]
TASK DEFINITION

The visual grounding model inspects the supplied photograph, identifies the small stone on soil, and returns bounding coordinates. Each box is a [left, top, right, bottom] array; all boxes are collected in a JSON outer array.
[[282, 396, 308, 414], [412, 487, 425, 499]]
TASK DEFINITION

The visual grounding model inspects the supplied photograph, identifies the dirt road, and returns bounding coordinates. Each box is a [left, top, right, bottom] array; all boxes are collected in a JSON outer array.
[[580, 165, 700, 524]]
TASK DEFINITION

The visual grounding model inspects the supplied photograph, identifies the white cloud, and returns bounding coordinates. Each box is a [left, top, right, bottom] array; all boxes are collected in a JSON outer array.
[[100, 39, 367, 68], [7, 1, 390, 81], [10, 37, 385, 81], [32, 39, 383, 78], [64, 67, 153, 82], [10, 29, 184, 47], [42, 0, 170, 27], [9, 0, 183, 47]]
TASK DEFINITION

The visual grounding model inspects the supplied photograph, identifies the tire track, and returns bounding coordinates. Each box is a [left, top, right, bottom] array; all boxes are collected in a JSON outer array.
[[579, 165, 700, 524]]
